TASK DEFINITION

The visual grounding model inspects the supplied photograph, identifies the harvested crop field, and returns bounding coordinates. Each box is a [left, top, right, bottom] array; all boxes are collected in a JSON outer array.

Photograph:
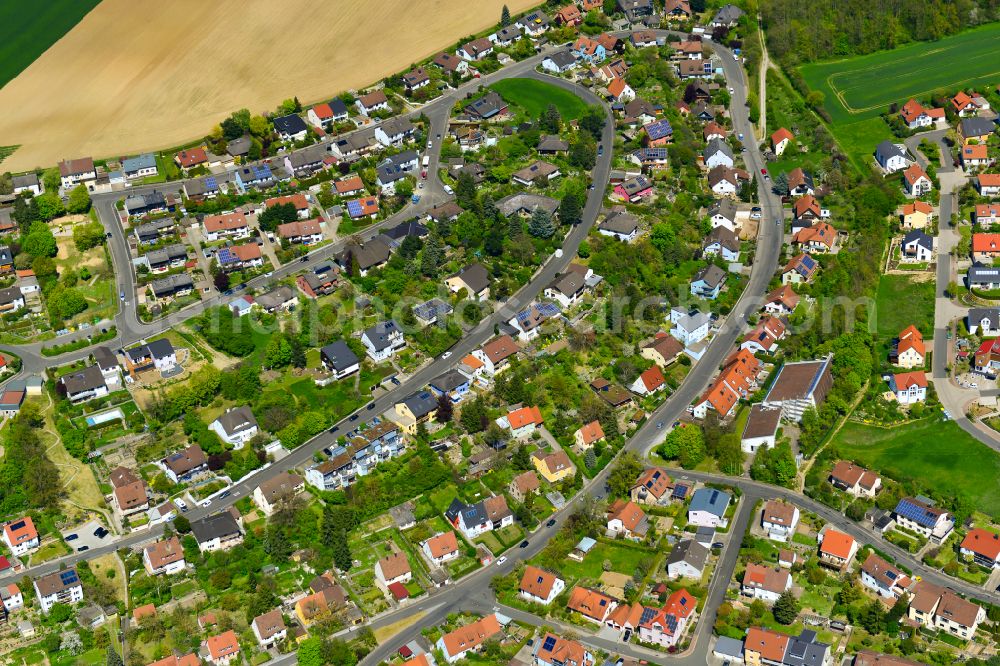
[[0, 0, 538, 172]]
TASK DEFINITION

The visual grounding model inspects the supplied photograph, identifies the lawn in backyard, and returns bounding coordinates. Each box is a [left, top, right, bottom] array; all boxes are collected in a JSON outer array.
[[0, 0, 102, 89], [875, 274, 935, 338], [490, 77, 589, 120], [557, 540, 653, 581], [831, 417, 1000, 516]]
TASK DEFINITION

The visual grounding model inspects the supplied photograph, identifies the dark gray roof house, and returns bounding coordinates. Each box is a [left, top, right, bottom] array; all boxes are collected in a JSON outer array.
[[226, 136, 252, 157], [255, 285, 296, 312], [960, 117, 996, 139], [464, 91, 508, 120], [400, 390, 438, 420], [496, 193, 559, 217], [273, 114, 309, 139], [214, 406, 257, 439], [338, 238, 391, 272], [711, 3, 744, 26], [875, 140, 907, 163], [450, 263, 490, 295], [60, 365, 106, 396], [320, 341, 359, 372], [364, 320, 402, 352], [599, 212, 639, 235], [666, 539, 709, 571], [191, 512, 241, 545], [149, 273, 194, 299], [430, 370, 468, 393]]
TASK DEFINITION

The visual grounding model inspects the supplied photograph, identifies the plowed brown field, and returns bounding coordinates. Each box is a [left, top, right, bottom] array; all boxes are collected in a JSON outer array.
[[0, 0, 537, 171]]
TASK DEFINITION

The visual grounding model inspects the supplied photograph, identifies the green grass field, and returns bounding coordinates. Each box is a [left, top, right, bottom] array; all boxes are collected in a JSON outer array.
[[797, 23, 1000, 169], [800, 23, 1000, 124], [832, 418, 1000, 516], [875, 274, 935, 338], [490, 77, 589, 120], [0, 0, 102, 89]]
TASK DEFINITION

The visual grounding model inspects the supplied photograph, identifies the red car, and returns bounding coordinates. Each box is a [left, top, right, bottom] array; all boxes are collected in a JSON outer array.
[[760, 168, 767, 176]]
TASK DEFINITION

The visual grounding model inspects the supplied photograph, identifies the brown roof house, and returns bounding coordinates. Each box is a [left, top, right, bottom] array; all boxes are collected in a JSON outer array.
[[508, 471, 540, 503], [143, 536, 186, 576], [374, 551, 412, 590], [251, 609, 287, 648], [109, 466, 149, 517], [252, 472, 304, 516]]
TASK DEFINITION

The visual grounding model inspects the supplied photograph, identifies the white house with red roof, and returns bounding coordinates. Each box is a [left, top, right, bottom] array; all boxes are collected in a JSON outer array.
[[771, 128, 793, 155], [886, 371, 927, 404], [497, 406, 543, 439], [630, 365, 666, 396], [307, 103, 335, 128], [2, 517, 39, 556], [574, 420, 605, 449], [961, 528, 1000, 569]]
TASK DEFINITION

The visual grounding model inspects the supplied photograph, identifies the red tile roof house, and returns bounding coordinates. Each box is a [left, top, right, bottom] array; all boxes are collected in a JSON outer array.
[[771, 127, 794, 155], [977, 173, 1000, 196], [519, 565, 565, 605], [629, 467, 673, 505], [264, 193, 311, 219], [2, 517, 39, 556], [828, 461, 881, 497], [606, 499, 648, 539], [902, 164, 932, 196], [174, 148, 208, 170], [202, 212, 250, 242], [792, 221, 837, 252], [277, 219, 324, 245], [567, 586, 617, 623], [574, 420, 605, 449], [817, 528, 857, 570], [374, 551, 412, 590], [307, 103, 334, 128], [741, 562, 792, 602], [898, 99, 945, 129], [887, 370, 927, 404], [763, 285, 799, 315], [972, 233, 1000, 262], [421, 531, 459, 565], [630, 365, 666, 395], [500, 406, 544, 439], [205, 630, 240, 666], [961, 143, 992, 168], [974, 203, 1000, 226], [436, 614, 502, 663], [960, 528, 1000, 569], [555, 4, 583, 25]]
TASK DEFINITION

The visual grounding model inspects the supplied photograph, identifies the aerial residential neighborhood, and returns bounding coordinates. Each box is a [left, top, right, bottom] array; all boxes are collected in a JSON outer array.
[[2, 1, 1000, 666]]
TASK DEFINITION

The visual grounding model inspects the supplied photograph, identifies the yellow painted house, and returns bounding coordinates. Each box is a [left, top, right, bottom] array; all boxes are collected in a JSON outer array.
[[533, 449, 575, 483]]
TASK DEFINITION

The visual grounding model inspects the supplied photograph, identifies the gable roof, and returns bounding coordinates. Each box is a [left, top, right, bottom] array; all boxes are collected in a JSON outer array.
[[520, 565, 561, 599], [819, 528, 855, 559]]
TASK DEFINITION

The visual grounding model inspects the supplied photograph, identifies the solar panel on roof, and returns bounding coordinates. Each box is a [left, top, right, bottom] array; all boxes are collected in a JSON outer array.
[[347, 201, 363, 217], [206, 176, 217, 189], [801, 255, 816, 269], [599, 599, 607, 606], [60, 570, 78, 585], [640, 607, 657, 624], [10, 520, 24, 531], [542, 636, 557, 651]]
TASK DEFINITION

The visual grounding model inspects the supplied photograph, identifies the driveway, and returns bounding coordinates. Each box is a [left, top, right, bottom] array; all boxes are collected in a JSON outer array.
[[62, 519, 111, 553]]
